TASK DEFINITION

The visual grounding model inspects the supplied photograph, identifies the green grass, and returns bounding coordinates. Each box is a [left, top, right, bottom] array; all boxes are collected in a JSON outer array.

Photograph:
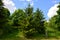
[[0, 27, 60, 40]]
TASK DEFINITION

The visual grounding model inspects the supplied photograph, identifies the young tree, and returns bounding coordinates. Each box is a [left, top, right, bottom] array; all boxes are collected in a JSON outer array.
[[11, 9, 28, 30], [57, 3, 60, 15], [48, 3, 60, 31], [0, 0, 3, 7], [33, 8, 45, 34], [47, 3, 60, 37], [24, 6, 45, 38], [0, 0, 10, 37], [23, 4, 35, 38], [55, 3, 60, 31]]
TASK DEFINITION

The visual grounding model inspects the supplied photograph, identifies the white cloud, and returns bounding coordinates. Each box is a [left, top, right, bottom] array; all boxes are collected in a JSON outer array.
[[30, 2, 34, 6], [47, 4, 59, 18], [3, 0, 16, 13]]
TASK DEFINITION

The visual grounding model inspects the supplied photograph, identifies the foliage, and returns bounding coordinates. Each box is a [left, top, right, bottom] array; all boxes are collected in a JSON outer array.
[[48, 3, 60, 30], [0, 0, 10, 38], [46, 3, 60, 37], [1, 0, 60, 39], [23, 5, 45, 38]]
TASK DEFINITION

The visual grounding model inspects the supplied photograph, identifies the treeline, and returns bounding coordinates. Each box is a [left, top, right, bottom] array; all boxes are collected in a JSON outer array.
[[0, 0, 60, 39]]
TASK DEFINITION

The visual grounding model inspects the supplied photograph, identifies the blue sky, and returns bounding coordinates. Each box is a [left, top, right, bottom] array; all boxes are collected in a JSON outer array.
[[3, 0, 60, 20]]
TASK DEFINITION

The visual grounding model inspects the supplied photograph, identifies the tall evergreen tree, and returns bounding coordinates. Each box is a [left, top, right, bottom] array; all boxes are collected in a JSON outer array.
[[0, 0, 10, 28], [57, 3, 60, 15], [33, 8, 45, 34], [0, 0, 3, 7], [25, 4, 33, 16], [11, 9, 28, 30], [49, 3, 60, 31], [23, 4, 34, 38], [24, 6, 45, 38], [0, 0, 10, 37], [55, 3, 60, 31]]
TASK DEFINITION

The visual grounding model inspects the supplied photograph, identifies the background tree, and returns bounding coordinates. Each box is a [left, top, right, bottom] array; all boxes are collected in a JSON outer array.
[[49, 3, 60, 31], [47, 3, 60, 37], [55, 3, 60, 31], [0, 0, 3, 6], [0, 0, 10, 38], [23, 4, 34, 38], [10, 9, 29, 35], [24, 5, 45, 38], [11, 9, 26, 30], [33, 8, 45, 35]]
